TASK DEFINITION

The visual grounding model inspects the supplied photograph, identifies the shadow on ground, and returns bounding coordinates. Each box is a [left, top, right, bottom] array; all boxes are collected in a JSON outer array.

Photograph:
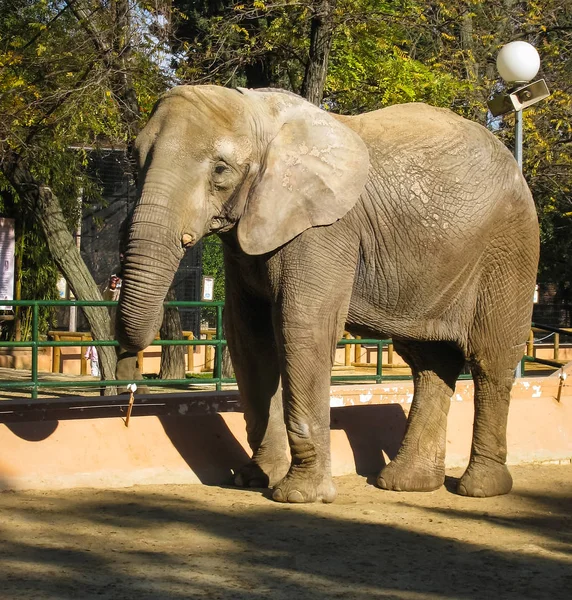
[[0, 468, 570, 600]]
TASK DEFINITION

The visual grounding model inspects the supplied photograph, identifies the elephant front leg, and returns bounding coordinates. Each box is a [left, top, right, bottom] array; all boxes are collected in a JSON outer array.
[[266, 231, 357, 503], [271, 327, 337, 504], [224, 294, 289, 488]]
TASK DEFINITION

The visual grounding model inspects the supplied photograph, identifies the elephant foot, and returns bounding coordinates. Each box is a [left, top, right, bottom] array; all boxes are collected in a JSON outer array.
[[235, 459, 290, 489], [272, 470, 337, 504], [457, 458, 512, 497], [377, 459, 444, 492]]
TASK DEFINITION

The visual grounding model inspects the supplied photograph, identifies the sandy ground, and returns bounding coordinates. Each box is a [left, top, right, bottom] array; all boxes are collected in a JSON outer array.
[[0, 464, 570, 600]]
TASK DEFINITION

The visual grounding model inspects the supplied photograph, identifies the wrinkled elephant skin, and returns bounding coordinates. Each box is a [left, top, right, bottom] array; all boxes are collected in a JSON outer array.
[[117, 85, 539, 503]]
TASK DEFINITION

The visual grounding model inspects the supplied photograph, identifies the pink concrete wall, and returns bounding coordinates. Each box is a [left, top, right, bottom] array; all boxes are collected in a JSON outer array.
[[0, 375, 570, 491]]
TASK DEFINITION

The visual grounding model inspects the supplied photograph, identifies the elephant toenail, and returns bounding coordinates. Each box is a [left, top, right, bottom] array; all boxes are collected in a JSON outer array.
[[287, 490, 305, 503], [272, 488, 285, 502], [377, 477, 388, 490]]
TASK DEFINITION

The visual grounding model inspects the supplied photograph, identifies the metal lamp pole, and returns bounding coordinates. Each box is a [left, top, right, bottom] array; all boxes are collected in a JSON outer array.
[[514, 108, 523, 170], [487, 41, 551, 378]]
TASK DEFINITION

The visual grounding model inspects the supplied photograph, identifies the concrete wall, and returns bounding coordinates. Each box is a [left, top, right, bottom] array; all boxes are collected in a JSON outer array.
[[0, 374, 570, 491]]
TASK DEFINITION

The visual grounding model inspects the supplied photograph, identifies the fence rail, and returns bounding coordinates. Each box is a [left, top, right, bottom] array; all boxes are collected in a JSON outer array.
[[0, 300, 403, 399], [0, 300, 225, 398], [524, 322, 572, 369], [0, 301, 567, 400]]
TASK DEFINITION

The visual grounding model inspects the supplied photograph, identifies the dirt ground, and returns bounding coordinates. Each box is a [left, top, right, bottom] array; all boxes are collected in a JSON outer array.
[[0, 464, 570, 600]]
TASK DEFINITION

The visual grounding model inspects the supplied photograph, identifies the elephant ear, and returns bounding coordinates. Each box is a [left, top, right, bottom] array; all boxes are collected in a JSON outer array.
[[236, 90, 370, 255]]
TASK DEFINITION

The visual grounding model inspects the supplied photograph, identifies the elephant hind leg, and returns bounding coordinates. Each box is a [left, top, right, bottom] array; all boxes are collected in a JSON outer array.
[[377, 340, 465, 492], [459, 260, 533, 497], [458, 350, 518, 498]]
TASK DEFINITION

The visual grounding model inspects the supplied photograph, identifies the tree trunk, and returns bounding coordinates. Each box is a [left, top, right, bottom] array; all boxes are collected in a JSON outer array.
[[159, 287, 186, 380], [460, 12, 478, 82], [1, 151, 117, 393], [221, 345, 234, 379], [300, 0, 338, 105]]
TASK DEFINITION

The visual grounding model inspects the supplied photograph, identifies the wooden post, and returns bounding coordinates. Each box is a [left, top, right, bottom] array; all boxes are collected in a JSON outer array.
[[52, 334, 61, 373], [80, 334, 88, 375], [344, 332, 351, 367], [387, 343, 394, 366], [205, 332, 213, 372], [554, 333, 560, 361], [125, 383, 136, 427], [137, 350, 144, 374], [354, 335, 362, 365], [186, 332, 194, 372], [527, 330, 534, 357]]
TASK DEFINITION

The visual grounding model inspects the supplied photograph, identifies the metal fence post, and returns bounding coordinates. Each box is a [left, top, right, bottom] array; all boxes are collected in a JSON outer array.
[[214, 304, 223, 391], [31, 302, 39, 399], [376, 341, 383, 383]]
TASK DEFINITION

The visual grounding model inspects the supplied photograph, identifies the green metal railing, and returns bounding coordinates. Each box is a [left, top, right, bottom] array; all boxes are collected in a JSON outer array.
[[0, 300, 402, 399], [0, 300, 228, 398], [335, 338, 408, 383], [3, 299, 542, 400]]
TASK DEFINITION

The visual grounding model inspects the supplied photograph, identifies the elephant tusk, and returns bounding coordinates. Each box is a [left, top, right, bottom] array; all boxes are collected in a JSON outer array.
[[182, 233, 195, 248]]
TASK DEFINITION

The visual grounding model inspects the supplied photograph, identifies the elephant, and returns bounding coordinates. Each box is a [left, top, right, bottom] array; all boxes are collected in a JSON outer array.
[[116, 85, 539, 504]]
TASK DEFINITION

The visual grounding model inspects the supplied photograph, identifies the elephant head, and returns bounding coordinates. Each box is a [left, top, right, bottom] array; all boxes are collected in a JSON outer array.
[[117, 85, 370, 352]]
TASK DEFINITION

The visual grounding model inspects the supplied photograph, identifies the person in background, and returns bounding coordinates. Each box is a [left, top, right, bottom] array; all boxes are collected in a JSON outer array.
[[85, 345, 100, 377]]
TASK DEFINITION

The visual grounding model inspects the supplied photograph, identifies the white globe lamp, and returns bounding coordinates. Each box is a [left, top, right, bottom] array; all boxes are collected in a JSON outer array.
[[496, 41, 540, 84]]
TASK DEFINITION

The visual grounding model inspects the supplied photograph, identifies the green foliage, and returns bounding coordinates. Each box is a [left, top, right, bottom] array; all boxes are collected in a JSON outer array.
[[0, 1, 173, 316], [201, 235, 225, 302], [15, 228, 59, 341], [200, 234, 225, 325], [326, 6, 472, 113], [171, 0, 308, 88]]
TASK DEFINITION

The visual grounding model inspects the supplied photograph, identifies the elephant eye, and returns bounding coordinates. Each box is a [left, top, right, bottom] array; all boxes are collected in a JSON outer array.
[[214, 162, 229, 176]]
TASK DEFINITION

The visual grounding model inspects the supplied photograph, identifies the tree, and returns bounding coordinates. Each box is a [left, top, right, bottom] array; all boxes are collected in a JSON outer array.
[[300, 0, 338, 104], [159, 287, 186, 380], [0, 1, 173, 386]]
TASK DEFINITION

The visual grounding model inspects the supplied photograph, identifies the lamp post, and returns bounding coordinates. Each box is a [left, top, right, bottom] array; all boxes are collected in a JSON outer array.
[[487, 42, 550, 378], [487, 41, 550, 171]]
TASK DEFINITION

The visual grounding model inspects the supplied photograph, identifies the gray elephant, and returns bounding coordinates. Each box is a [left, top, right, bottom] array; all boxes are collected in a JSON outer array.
[[117, 85, 539, 503]]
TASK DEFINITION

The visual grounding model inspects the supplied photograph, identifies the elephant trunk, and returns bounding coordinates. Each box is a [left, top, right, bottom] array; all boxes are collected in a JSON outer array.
[[117, 201, 185, 353]]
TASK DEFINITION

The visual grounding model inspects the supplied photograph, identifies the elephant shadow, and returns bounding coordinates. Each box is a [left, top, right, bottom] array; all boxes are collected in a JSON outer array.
[[1, 402, 407, 486], [158, 413, 250, 486], [159, 404, 408, 485], [330, 404, 407, 476], [3, 421, 59, 441]]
